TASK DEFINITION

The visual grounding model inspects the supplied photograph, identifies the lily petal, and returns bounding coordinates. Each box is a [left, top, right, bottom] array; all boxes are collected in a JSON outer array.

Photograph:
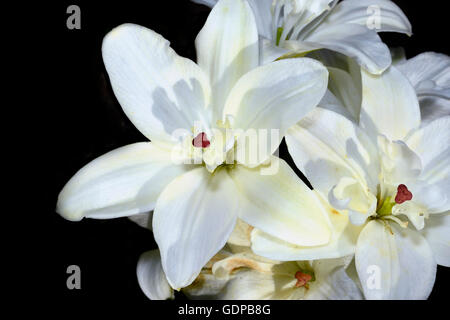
[[224, 58, 328, 166], [246, 0, 274, 40], [57, 143, 187, 221], [419, 97, 450, 126], [327, 66, 362, 121], [192, 0, 217, 7], [305, 23, 391, 74], [229, 157, 331, 247], [356, 220, 436, 299], [397, 52, 450, 100], [360, 66, 421, 141], [325, 0, 411, 35], [286, 108, 379, 200], [102, 24, 212, 145], [421, 213, 450, 267], [196, 0, 258, 120], [406, 116, 450, 184], [251, 195, 362, 261], [307, 257, 363, 300], [153, 167, 239, 289], [137, 250, 174, 300], [260, 37, 290, 65]]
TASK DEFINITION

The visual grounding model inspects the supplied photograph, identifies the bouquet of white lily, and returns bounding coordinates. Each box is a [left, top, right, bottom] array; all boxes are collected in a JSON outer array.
[[57, 0, 449, 300]]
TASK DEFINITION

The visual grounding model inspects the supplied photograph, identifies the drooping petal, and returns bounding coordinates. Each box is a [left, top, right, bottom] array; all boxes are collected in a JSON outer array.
[[191, 0, 218, 7], [421, 213, 450, 267], [397, 52, 450, 100], [102, 24, 212, 145], [137, 250, 174, 300], [317, 90, 355, 121], [327, 66, 362, 121], [360, 66, 421, 141], [57, 143, 188, 221], [286, 107, 379, 202], [406, 116, 450, 184], [196, 0, 258, 120], [324, 0, 411, 35], [193, 0, 274, 40], [419, 97, 450, 126], [304, 23, 391, 74], [229, 157, 331, 247], [224, 58, 328, 167], [356, 220, 436, 300], [377, 135, 422, 185], [246, 0, 274, 40], [251, 195, 362, 261], [153, 167, 239, 289]]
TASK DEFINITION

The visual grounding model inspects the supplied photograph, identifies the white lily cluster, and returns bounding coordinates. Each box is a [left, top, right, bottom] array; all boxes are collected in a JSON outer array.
[[57, 0, 449, 300]]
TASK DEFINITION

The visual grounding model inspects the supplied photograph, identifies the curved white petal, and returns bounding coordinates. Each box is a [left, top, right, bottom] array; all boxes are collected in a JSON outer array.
[[397, 52, 450, 100], [229, 157, 331, 247], [421, 213, 450, 267], [153, 167, 239, 289], [327, 67, 362, 121], [356, 220, 436, 300], [137, 250, 174, 300], [196, 0, 258, 120], [191, 0, 217, 7], [251, 200, 362, 261], [224, 58, 328, 166], [406, 116, 450, 184], [128, 211, 153, 229], [286, 108, 379, 200], [260, 37, 290, 65], [317, 91, 355, 121], [57, 143, 187, 221], [102, 24, 212, 145], [360, 66, 421, 141], [193, 0, 273, 40], [305, 23, 391, 74], [419, 97, 450, 126], [325, 0, 411, 35], [307, 258, 363, 300], [246, 0, 274, 40]]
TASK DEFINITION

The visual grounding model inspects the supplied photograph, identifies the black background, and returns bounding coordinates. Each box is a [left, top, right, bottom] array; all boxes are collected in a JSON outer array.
[[40, 0, 449, 308]]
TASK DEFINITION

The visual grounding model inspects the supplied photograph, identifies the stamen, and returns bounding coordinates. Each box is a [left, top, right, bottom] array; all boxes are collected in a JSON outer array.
[[192, 132, 210, 148], [395, 184, 413, 204], [294, 271, 312, 288]]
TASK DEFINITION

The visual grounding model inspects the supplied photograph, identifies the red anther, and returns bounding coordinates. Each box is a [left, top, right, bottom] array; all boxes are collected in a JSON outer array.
[[395, 184, 413, 204], [192, 132, 210, 148], [295, 271, 312, 288]]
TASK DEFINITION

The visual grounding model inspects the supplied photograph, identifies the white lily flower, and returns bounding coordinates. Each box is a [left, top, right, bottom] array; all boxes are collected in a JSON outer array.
[[193, 0, 411, 74], [137, 221, 362, 300], [252, 66, 449, 299], [56, 0, 331, 290]]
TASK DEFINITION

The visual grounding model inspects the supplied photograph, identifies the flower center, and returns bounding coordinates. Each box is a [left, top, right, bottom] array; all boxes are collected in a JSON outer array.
[[395, 184, 413, 204], [192, 132, 210, 148], [294, 271, 312, 288]]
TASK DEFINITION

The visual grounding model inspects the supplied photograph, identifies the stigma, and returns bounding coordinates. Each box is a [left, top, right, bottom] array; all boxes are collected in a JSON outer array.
[[395, 184, 413, 204], [192, 132, 210, 148], [294, 271, 312, 288]]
